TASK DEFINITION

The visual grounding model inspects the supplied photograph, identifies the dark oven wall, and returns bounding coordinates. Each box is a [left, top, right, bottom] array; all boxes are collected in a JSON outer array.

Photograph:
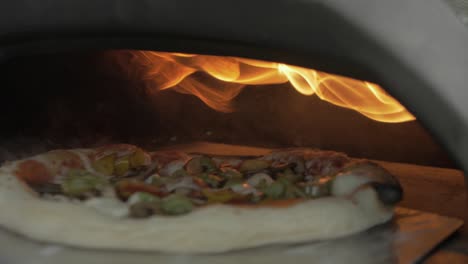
[[0, 51, 454, 168]]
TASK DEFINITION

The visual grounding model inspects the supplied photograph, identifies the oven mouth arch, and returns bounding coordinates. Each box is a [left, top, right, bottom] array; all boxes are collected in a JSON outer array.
[[1, 0, 467, 175]]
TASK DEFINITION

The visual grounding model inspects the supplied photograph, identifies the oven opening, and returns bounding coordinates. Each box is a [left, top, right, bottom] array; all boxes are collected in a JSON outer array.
[[0, 50, 453, 168], [0, 49, 466, 259]]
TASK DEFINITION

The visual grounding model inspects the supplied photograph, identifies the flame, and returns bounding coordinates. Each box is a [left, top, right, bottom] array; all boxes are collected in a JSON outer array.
[[119, 51, 415, 122]]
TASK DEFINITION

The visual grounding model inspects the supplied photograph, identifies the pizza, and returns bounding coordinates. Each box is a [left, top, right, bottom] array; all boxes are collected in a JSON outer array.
[[0, 144, 402, 253]]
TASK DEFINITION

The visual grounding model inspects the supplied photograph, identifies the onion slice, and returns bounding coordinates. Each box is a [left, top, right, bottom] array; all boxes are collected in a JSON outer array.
[[165, 176, 200, 192], [69, 150, 109, 178]]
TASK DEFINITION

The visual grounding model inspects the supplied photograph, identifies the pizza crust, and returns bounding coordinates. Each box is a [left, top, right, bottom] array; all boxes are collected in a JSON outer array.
[[0, 164, 392, 253]]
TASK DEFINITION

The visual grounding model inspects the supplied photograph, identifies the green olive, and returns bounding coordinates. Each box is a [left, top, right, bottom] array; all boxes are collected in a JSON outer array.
[[261, 181, 284, 199], [129, 149, 147, 168], [277, 177, 291, 186], [149, 175, 167, 187], [224, 178, 243, 188], [186, 156, 217, 175], [285, 185, 306, 198], [160, 194, 193, 215], [62, 173, 107, 196], [239, 159, 270, 173], [132, 192, 161, 203], [222, 168, 243, 179], [277, 177, 306, 199], [279, 168, 301, 183], [114, 157, 130, 177], [202, 189, 238, 203], [92, 154, 115, 176]]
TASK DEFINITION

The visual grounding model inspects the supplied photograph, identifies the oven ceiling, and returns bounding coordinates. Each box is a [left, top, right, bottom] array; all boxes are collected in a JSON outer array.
[[0, 0, 467, 176]]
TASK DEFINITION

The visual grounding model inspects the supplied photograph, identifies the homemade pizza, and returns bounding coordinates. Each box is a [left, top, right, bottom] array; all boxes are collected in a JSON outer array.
[[0, 144, 402, 253]]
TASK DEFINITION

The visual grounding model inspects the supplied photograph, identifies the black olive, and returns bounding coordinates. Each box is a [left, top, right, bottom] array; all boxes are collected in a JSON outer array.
[[369, 182, 403, 206]]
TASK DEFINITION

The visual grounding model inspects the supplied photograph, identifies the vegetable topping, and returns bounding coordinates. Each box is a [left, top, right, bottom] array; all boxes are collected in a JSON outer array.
[[16, 147, 350, 219]]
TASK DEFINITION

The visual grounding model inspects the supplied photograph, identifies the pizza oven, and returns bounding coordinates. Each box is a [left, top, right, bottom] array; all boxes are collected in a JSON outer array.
[[0, 0, 467, 262]]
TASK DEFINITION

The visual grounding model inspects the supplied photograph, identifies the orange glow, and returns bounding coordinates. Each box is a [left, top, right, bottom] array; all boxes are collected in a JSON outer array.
[[122, 51, 415, 122]]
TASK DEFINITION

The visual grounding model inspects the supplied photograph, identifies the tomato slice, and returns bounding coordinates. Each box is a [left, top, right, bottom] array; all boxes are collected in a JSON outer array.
[[15, 160, 52, 185], [115, 180, 169, 200]]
